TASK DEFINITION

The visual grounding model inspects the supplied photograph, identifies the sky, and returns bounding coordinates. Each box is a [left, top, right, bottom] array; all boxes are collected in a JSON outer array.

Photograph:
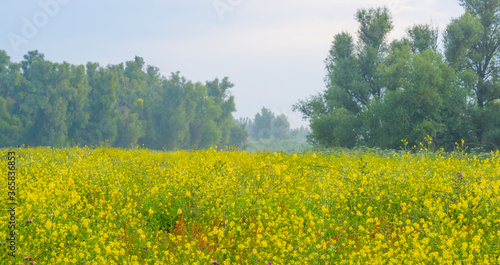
[[0, 0, 464, 128]]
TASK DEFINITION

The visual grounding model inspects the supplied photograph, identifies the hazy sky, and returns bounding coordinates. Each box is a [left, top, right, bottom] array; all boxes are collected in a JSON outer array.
[[0, 0, 464, 128]]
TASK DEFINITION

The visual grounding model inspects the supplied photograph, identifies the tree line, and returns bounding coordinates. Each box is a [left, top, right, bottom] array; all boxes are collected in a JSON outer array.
[[236, 107, 310, 152], [239, 107, 309, 142], [0, 50, 248, 150], [294, 0, 500, 151]]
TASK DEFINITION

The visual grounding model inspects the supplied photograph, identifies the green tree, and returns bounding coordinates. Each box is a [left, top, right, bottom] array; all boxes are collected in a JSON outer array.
[[407, 24, 439, 53], [309, 108, 361, 148], [206, 77, 236, 146], [21, 54, 70, 147], [444, 0, 500, 108], [65, 63, 91, 145], [325, 32, 367, 113], [228, 121, 249, 149], [85, 62, 118, 146], [272, 114, 291, 140], [251, 107, 275, 140], [371, 46, 465, 149], [149, 72, 191, 149], [294, 7, 393, 147], [0, 96, 21, 147], [444, 0, 500, 149], [356, 7, 393, 99], [187, 82, 222, 149], [0, 50, 248, 150]]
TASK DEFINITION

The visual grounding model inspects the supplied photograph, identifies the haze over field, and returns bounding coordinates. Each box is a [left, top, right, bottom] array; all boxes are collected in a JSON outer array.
[[0, 0, 463, 128]]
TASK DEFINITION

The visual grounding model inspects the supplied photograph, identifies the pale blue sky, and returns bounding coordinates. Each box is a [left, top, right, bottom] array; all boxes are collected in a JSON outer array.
[[0, 0, 464, 128]]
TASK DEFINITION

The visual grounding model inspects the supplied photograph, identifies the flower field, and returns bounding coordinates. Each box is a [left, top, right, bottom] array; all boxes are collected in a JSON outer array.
[[1, 147, 499, 264]]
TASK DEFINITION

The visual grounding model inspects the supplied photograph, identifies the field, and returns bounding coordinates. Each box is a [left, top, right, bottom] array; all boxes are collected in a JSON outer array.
[[1, 146, 499, 264]]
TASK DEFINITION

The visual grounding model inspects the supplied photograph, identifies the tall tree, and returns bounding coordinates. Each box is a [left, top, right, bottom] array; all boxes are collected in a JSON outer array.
[[150, 72, 190, 149], [295, 7, 393, 147], [325, 32, 367, 113], [66, 63, 91, 144], [206, 77, 236, 146], [20, 54, 72, 147], [407, 24, 439, 53], [85, 62, 118, 146], [188, 83, 223, 149], [356, 7, 394, 99], [444, 0, 500, 149], [444, 0, 500, 108]]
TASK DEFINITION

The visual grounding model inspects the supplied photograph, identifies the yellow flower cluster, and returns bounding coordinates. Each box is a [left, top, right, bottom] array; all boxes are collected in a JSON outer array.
[[1, 147, 499, 264]]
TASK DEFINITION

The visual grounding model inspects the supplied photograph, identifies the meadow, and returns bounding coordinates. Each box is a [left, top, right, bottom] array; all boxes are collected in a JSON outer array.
[[1, 145, 499, 264]]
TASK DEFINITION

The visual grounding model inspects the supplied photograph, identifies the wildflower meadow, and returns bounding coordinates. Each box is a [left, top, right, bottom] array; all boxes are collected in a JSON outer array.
[[1, 145, 499, 264]]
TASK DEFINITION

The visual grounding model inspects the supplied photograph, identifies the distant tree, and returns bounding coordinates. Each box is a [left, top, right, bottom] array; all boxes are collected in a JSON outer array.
[[228, 121, 249, 149], [150, 72, 191, 149], [0, 50, 9, 75], [110, 57, 147, 147], [252, 107, 274, 140], [292, 126, 310, 142], [0, 52, 29, 146], [114, 112, 145, 147], [272, 114, 291, 139]]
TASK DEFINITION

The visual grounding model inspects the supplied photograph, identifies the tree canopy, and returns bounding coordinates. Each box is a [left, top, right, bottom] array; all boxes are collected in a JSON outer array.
[[294, 3, 500, 151], [0, 50, 248, 150]]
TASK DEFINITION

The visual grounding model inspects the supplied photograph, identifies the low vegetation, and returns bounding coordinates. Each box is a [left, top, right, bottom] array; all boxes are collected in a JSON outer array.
[[1, 146, 499, 264]]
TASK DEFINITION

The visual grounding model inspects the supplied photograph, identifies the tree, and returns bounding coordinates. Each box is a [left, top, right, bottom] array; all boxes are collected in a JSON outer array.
[[356, 7, 393, 99], [272, 114, 291, 140], [150, 72, 190, 149], [325, 32, 367, 113], [295, 5, 486, 150], [371, 46, 469, 149], [0, 96, 21, 147], [295, 7, 393, 147], [407, 24, 439, 53], [206, 77, 236, 146], [0, 50, 247, 150], [85, 62, 118, 146], [228, 121, 249, 149], [444, 0, 500, 108], [65, 63, 91, 144], [251, 107, 274, 140], [20, 55, 71, 147], [188, 83, 222, 149], [309, 108, 361, 148], [444, 0, 500, 149]]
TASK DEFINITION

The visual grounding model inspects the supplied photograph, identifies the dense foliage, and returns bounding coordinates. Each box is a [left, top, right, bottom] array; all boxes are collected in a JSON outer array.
[[0, 50, 248, 150], [294, 1, 500, 151], [1, 147, 499, 264]]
